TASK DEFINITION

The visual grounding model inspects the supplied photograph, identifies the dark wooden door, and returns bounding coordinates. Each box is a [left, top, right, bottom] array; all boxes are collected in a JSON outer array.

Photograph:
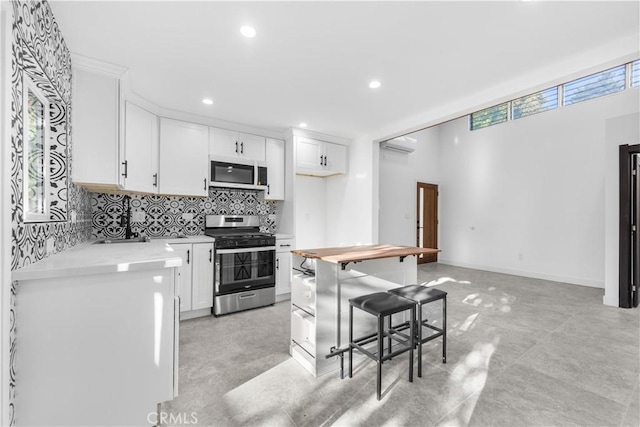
[[417, 182, 438, 264], [620, 144, 640, 308]]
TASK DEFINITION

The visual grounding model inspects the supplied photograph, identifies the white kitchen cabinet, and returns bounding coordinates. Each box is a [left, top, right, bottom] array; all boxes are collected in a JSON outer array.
[[172, 243, 193, 312], [72, 67, 121, 189], [159, 118, 209, 196], [264, 138, 285, 200], [123, 102, 159, 193], [209, 127, 266, 162], [276, 237, 295, 298], [172, 242, 214, 314], [191, 243, 215, 310], [12, 244, 179, 426], [296, 137, 348, 177]]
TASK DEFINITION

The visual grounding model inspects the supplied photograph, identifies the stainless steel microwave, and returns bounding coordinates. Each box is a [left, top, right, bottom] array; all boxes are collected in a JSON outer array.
[[209, 156, 268, 190]]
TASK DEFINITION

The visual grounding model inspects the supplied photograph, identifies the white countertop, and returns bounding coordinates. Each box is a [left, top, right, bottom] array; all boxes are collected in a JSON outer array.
[[275, 234, 295, 240], [11, 236, 214, 282]]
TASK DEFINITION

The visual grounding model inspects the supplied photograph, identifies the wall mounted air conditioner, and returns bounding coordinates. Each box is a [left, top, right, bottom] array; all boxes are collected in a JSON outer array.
[[380, 136, 417, 153]]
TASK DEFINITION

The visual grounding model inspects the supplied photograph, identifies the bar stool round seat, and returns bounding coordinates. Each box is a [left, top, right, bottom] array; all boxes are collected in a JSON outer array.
[[348, 292, 417, 401], [387, 285, 447, 377]]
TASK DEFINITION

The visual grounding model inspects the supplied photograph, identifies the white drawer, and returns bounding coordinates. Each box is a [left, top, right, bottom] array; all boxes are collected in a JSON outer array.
[[291, 308, 315, 355], [292, 274, 316, 315], [276, 238, 295, 252]]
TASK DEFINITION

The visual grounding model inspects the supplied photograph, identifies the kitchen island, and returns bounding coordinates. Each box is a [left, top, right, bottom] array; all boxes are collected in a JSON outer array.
[[289, 244, 439, 377]]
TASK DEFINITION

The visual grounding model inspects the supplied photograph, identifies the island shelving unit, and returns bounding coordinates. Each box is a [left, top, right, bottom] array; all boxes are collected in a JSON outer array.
[[289, 244, 439, 377]]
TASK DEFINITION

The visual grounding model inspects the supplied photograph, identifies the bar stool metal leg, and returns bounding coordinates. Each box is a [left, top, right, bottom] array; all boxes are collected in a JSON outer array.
[[377, 315, 383, 400], [443, 295, 447, 364], [409, 306, 415, 382], [349, 304, 354, 378], [417, 303, 423, 377]]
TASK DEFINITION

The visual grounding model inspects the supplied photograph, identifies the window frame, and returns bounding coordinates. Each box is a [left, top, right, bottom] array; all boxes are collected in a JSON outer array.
[[22, 75, 50, 223]]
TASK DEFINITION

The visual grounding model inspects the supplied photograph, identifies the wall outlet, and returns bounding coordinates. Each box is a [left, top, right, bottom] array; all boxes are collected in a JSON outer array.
[[182, 213, 194, 221], [132, 211, 146, 222], [46, 238, 54, 254]]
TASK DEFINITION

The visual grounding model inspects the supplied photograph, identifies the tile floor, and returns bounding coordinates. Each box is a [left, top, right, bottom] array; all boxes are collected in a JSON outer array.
[[165, 263, 640, 426]]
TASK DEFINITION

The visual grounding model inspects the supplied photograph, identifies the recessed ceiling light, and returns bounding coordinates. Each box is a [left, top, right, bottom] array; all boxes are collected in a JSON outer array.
[[240, 26, 256, 38], [202, 98, 213, 105], [369, 80, 381, 89], [299, 122, 308, 128]]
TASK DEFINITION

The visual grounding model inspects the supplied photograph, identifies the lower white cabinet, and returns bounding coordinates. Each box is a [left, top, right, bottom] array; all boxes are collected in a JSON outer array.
[[14, 263, 178, 426], [172, 242, 214, 314], [276, 237, 295, 298]]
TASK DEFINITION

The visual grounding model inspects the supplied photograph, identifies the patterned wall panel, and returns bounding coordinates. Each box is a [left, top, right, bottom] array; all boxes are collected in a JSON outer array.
[[91, 188, 279, 239], [9, 1, 93, 424]]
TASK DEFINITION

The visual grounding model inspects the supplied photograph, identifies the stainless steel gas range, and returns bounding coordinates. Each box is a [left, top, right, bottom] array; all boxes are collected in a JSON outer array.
[[205, 215, 276, 316]]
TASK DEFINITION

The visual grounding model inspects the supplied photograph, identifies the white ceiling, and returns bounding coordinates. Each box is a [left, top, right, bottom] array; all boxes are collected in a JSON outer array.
[[49, 1, 639, 140]]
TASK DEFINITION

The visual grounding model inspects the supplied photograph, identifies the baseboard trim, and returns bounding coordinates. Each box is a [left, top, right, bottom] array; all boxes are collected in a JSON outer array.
[[438, 259, 604, 289]]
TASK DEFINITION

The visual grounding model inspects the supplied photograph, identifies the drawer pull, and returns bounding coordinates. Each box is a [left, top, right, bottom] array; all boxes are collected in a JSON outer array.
[[239, 293, 256, 299]]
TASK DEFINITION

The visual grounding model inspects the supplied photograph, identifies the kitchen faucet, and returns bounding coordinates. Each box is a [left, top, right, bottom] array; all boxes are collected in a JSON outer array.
[[120, 195, 133, 240]]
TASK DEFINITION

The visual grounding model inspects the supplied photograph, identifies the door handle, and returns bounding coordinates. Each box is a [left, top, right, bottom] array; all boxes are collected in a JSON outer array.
[[204, 178, 207, 191], [239, 293, 256, 299], [241, 142, 244, 154], [323, 156, 327, 166], [153, 173, 158, 187], [121, 160, 128, 178], [235, 141, 238, 153], [186, 250, 190, 264], [276, 258, 279, 269], [267, 184, 270, 194], [320, 155, 323, 165], [209, 249, 212, 263]]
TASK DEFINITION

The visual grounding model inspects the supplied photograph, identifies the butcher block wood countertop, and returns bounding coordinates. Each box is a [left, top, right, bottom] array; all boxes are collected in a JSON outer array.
[[291, 244, 439, 265]]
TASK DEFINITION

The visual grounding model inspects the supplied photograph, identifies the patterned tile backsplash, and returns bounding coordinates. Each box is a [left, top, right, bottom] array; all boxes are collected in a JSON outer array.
[[91, 188, 280, 239]]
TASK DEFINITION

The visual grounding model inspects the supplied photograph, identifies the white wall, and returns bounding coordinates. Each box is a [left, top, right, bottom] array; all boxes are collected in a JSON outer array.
[[436, 88, 639, 288], [378, 127, 440, 246], [604, 113, 640, 305], [325, 135, 375, 246], [294, 175, 327, 249]]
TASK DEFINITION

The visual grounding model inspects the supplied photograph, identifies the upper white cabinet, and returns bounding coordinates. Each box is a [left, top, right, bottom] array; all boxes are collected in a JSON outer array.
[[72, 67, 121, 189], [296, 137, 348, 177], [265, 138, 285, 200], [159, 118, 209, 197], [209, 127, 266, 162], [123, 102, 159, 194]]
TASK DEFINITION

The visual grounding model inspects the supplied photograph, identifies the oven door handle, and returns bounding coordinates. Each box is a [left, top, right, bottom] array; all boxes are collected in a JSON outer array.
[[216, 246, 276, 254]]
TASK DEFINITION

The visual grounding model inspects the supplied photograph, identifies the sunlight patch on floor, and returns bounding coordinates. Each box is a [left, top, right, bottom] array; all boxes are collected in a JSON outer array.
[[439, 338, 499, 426]]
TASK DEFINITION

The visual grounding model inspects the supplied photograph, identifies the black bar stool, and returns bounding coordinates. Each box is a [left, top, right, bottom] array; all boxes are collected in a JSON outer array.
[[387, 285, 447, 377], [348, 292, 416, 400]]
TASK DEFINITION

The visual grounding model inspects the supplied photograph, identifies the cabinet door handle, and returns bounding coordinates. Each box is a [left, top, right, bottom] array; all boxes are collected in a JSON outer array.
[[235, 141, 239, 153], [240, 142, 244, 154], [323, 155, 327, 166], [186, 250, 190, 264], [203, 178, 207, 191], [267, 184, 270, 194], [121, 160, 128, 178], [276, 258, 279, 269], [280, 244, 291, 247], [153, 173, 158, 187], [320, 155, 323, 165], [209, 249, 212, 263]]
